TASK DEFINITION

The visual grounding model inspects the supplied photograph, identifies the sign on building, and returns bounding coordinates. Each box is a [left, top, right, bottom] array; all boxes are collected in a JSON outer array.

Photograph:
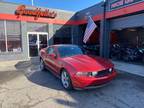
[[110, 0, 143, 10]]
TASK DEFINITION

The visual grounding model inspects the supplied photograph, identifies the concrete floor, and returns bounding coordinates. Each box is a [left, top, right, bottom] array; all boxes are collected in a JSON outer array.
[[113, 60, 144, 77], [0, 61, 144, 108]]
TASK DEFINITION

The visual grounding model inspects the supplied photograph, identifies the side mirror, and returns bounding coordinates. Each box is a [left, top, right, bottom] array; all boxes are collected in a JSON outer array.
[[49, 53, 57, 59]]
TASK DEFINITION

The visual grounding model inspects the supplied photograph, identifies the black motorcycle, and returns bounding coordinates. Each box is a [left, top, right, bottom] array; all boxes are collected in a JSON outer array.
[[122, 47, 144, 62], [111, 44, 144, 62], [138, 47, 144, 62], [83, 44, 100, 56], [110, 44, 123, 60]]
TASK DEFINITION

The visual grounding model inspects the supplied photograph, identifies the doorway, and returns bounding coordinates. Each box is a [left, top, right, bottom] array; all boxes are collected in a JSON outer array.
[[28, 32, 48, 57]]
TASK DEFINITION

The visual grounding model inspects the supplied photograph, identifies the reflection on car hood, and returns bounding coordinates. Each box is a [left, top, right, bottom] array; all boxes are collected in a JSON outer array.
[[62, 55, 113, 72]]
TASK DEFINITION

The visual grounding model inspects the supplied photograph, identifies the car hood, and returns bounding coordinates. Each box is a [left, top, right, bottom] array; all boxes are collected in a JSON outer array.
[[62, 55, 113, 72]]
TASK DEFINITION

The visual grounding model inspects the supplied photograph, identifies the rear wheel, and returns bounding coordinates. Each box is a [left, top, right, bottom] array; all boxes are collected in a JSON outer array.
[[61, 70, 73, 90]]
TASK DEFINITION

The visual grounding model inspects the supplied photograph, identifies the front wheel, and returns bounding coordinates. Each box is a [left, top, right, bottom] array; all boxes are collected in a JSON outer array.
[[61, 70, 73, 90]]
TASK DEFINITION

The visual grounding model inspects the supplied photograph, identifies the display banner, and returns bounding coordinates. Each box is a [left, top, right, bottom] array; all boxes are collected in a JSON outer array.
[[110, 0, 144, 10]]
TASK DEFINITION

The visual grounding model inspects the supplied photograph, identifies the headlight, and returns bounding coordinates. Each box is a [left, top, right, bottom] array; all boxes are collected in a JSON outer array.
[[92, 71, 98, 76], [76, 71, 98, 77], [109, 68, 113, 72], [76, 72, 90, 77], [139, 50, 143, 53]]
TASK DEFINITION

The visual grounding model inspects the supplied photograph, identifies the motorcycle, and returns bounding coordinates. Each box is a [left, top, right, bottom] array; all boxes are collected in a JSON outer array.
[[110, 44, 123, 60], [83, 44, 100, 56], [111, 44, 144, 62], [138, 47, 144, 63], [122, 47, 144, 62]]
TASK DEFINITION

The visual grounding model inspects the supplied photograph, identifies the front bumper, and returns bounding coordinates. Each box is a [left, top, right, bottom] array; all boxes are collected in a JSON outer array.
[[71, 70, 117, 89]]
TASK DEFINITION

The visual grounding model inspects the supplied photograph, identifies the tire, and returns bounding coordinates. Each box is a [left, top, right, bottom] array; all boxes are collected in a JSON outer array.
[[61, 70, 73, 90], [40, 59, 46, 71]]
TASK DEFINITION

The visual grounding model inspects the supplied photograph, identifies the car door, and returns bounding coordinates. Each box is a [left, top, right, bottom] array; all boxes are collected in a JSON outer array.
[[44, 47, 54, 70], [45, 47, 61, 74], [50, 47, 62, 74]]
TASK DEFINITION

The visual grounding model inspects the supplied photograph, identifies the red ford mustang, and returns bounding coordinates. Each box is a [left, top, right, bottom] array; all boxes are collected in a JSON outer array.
[[39, 44, 117, 90]]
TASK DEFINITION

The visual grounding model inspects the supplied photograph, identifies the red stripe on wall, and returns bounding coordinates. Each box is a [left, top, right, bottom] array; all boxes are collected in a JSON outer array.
[[0, 13, 78, 25], [106, 1, 144, 19], [76, 19, 87, 25], [75, 1, 144, 24], [93, 14, 103, 21], [75, 14, 102, 25]]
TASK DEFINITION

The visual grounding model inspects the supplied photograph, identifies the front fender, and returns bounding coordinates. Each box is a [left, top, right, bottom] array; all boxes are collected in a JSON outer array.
[[61, 61, 77, 77]]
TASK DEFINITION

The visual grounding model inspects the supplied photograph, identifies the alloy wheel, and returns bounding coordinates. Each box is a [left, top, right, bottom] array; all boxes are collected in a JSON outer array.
[[61, 70, 72, 90]]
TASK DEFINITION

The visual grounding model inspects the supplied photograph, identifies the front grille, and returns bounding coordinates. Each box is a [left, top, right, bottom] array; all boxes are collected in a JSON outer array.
[[97, 69, 111, 77]]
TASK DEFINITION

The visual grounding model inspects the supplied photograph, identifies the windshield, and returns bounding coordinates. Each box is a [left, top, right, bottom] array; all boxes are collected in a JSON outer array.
[[58, 45, 84, 58]]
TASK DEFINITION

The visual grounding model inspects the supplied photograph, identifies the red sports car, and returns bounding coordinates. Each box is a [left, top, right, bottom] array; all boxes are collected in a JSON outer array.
[[39, 44, 117, 90]]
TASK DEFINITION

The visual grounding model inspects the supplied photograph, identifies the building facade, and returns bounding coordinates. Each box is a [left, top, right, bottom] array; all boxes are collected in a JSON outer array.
[[0, 2, 78, 61], [76, 0, 144, 58], [0, 0, 144, 61]]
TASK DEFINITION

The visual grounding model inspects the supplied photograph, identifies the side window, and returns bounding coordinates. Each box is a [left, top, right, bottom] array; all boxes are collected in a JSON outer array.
[[47, 47, 54, 55]]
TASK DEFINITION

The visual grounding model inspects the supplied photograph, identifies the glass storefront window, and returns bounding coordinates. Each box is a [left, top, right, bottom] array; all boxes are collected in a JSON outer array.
[[53, 24, 72, 44], [0, 20, 22, 53], [0, 21, 6, 52], [6, 21, 22, 52], [27, 23, 48, 32]]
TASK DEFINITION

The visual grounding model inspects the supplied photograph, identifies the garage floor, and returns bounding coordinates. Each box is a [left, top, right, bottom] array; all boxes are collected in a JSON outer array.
[[0, 60, 144, 108], [113, 60, 144, 77]]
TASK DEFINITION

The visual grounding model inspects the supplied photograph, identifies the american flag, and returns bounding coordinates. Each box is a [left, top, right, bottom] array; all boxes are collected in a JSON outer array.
[[83, 16, 97, 43]]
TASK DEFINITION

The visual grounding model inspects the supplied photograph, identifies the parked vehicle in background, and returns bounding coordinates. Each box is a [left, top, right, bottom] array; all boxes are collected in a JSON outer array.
[[110, 44, 122, 60], [111, 43, 144, 62], [122, 47, 142, 62], [39, 44, 117, 90], [138, 46, 144, 63], [83, 44, 100, 56]]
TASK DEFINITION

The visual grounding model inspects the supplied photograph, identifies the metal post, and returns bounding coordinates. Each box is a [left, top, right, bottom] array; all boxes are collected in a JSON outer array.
[[102, 0, 110, 58], [71, 26, 74, 44], [103, 0, 107, 58], [4, 20, 8, 52], [31, 0, 34, 6], [100, 0, 107, 57]]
